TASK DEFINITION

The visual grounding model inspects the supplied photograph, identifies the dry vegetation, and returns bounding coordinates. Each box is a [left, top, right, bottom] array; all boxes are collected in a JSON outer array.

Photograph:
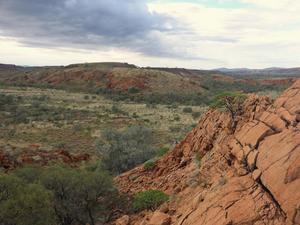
[[0, 86, 206, 161]]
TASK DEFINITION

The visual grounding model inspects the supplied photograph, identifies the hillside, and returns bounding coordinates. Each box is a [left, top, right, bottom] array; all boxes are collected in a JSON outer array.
[[0, 62, 206, 94], [0, 63, 297, 106], [114, 79, 300, 225]]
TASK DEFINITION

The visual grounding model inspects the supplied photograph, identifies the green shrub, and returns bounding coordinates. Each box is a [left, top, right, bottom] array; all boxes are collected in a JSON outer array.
[[156, 147, 169, 157], [174, 115, 180, 121], [192, 111, 201, 119], [143, 118, 150, 123], [110, 105, 128, 116], [111, 105, 121, 114], [144, 159, 157, 170], [128, 86, 140, 94], [183, 107, 193, 113], [132, 112, 138, 118], [132, 190, 169, 211]]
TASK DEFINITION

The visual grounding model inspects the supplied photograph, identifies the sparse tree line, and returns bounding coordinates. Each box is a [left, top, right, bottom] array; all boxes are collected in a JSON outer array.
[[93, 78, 286, 105], [2, 75, 287, 107]]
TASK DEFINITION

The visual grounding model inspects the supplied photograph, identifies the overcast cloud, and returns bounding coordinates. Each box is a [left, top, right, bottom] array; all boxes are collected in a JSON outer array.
[[0, 0, 300, 68], [0, 0, 183, 57]]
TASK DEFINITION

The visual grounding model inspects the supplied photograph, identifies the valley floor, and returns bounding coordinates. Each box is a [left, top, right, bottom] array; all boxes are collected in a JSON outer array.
[[0, 86, 205, 169]]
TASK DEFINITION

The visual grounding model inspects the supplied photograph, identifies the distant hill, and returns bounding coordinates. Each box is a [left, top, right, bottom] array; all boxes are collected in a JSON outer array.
[[0, 63, 22, 71], [0, 62, 298, 105], [0, 62, 210, 95], [216, 67, 300, 76]]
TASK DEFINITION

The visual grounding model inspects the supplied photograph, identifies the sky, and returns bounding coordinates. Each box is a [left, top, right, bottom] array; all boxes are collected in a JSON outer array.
[[0, 0, 299, 69]]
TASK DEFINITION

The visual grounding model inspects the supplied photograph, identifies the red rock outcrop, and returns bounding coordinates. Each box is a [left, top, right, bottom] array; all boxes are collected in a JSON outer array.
[[0, 148, 90, 171], [114, 80, 300, 225]]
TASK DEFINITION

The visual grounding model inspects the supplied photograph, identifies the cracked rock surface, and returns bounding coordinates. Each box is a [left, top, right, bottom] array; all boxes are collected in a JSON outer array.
[[114, 80, 300, 225]]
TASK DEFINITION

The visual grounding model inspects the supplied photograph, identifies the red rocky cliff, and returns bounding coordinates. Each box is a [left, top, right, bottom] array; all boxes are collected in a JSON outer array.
[[115, 80, 300, 225]]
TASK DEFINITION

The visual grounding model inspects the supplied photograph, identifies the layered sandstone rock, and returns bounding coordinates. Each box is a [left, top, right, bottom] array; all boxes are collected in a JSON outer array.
[[115, 80, 300, 225]]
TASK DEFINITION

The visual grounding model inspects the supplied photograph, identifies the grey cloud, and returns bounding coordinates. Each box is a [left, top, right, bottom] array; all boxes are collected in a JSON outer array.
[[0, 0, 182, 57]]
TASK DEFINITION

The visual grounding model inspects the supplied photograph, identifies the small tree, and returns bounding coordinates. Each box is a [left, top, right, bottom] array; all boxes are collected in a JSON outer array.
[[97, 126, 155, 174], [210, 92, 247, 129], [40, 165, 118, 225], [0, 175, 54, 225]]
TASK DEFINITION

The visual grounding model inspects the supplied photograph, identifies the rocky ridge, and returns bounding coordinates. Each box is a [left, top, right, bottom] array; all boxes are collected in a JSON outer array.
[[115, 80, 300, 225]]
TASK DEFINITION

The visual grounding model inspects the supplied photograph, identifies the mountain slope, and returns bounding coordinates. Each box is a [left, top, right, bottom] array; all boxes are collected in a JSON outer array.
[[0, 63, 296, 97], [115, 79, 300, 225], [0, 63, 208, 94]]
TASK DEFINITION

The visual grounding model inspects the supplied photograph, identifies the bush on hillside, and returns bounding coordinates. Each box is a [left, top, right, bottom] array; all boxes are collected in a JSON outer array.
[[143, 159, 157, 170], [156, 147, 169, 157], [132, 190, 169, 211], [210, 92, 247, 128], [210, 92, 247, 118]]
